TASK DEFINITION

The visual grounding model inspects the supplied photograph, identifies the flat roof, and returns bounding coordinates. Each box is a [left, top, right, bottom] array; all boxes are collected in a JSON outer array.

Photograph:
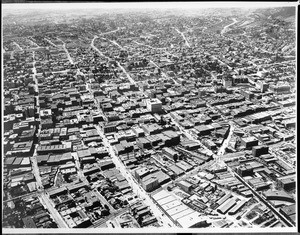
[[176, 211, 201, 228], [152, 190, 170, 201], [168, 204, 190, 216]]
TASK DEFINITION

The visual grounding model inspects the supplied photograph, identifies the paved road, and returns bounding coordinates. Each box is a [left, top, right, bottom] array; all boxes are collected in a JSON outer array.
[[13, 41, 23, 51], [233, 172, 294, 227], [71, 152, 89, 185], [91, 36, 110, 60], [44, 37, 57, 48], [94, 37, 137, 85], [28, 38, 40, 48], [217, 122, 235, 157], [3, 192, 37, 203], [99, 27, 123, 36], [58, 38, 85, 77], [149, 60, 179, 85], [221, 18, 238, 36], [174, 28, 190, 48], [109, 39, 123, 49], [93, 189, 116, 213], [31, 51, 44, 192], [116, 61, 137, 85], [94, 125, 175, 227], [91, 208, 128, 228], [62, 42, 74, 64], [168, 113, 214, 157], [39, 193, 68, 228]]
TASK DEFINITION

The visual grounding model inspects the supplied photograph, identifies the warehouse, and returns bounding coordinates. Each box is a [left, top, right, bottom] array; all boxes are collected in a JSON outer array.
[[168, 164, 184, 176], [217, 197, 237, 214], [216, 192, 232, 206], [228, 200, 246, 215]]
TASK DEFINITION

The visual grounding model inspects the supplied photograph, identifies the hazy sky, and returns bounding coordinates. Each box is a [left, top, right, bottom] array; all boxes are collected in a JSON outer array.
[[2, 1, 297, 11]]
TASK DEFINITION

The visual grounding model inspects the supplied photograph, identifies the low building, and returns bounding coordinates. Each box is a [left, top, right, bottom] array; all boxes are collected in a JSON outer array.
[[176, 180, 193, 193], [163, 147, 180, 162]]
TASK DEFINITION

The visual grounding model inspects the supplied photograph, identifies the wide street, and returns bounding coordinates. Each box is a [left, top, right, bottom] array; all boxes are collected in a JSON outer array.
[[94, 125, 175, 227]]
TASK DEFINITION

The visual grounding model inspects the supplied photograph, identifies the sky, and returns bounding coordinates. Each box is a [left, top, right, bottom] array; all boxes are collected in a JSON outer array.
[[2, 1, 298, 11]]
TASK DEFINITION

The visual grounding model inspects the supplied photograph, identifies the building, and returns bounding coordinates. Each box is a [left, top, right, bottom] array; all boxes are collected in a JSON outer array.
[[277, 174, 296, 191], [203, 139, 217, 150], [135, 167, 150, 182], [236, 164, 254, 177], [241, 136, 258, 149], [102, 123, 117, 134], [145, 98, 162, 113], [269, 83, 291, 94], [176, 180, 193, 193], [136, 137, 152, 149], [252, 145, 269, 158], [141, 175, 159, 192], [262, 190, 295, 203], [163, 147, 180, 162], [222, 76, 233, 88], [217, 198, 237, 214], [279, 204, 296, 225]]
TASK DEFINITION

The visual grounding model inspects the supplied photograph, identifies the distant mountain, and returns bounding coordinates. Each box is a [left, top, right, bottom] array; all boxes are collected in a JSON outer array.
[[270, 7, 295, 19], [253, 7, 295, 20]]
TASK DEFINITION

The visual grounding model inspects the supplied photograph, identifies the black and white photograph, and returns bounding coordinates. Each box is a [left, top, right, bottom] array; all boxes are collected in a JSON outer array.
[[1, 1, 297, 233]]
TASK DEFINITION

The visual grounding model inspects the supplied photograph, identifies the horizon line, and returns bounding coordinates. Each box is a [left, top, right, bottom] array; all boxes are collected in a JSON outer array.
[[2, 1, 298, 11]]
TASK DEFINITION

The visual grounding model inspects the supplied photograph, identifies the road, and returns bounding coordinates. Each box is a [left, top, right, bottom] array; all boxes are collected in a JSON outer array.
[[116, 61, 137, 85], [60, 40, 74, 64], [93, 189, 116, 213], [104, 38, 176, 86], [71, 152, 89, 185], [174, 28, 191, 48], [149, 60, 179, 85], [91, 208, 128, 228], [217, 122, 235, 157], [91, 36, 110, 60], [28, 38, 40, 48], [233, 172, 294, 227], [39, 193, 68, 228], [109, 39, 123, 50], [99, 27, 123, 36], [220, 20, 274, 57], [221, 18, 238, 36], [44, 37, 57, 48], [3, 191, 37, 203], [218, 148, 294, 228], [94, 125, 175, 227], [13, 41, 23, 51], [31, 50, 44, 191], [167, 113, 214, 157], [57, 38, 85, 77]]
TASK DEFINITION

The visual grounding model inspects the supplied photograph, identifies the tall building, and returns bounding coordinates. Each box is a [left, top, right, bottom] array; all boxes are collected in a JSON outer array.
[[145, 98, 162, 113]]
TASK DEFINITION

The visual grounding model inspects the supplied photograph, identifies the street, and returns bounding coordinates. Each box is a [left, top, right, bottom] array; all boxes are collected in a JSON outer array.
[[94, 125, 175, 227], [39, 193, 69, 228], [174, 28, 191, 48], [217, 121, 235, 157], [221, 18, 238, 36]]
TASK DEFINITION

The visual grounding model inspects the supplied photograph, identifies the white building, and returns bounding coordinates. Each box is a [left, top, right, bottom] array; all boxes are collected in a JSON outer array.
[[145, 98, 162, 113]]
